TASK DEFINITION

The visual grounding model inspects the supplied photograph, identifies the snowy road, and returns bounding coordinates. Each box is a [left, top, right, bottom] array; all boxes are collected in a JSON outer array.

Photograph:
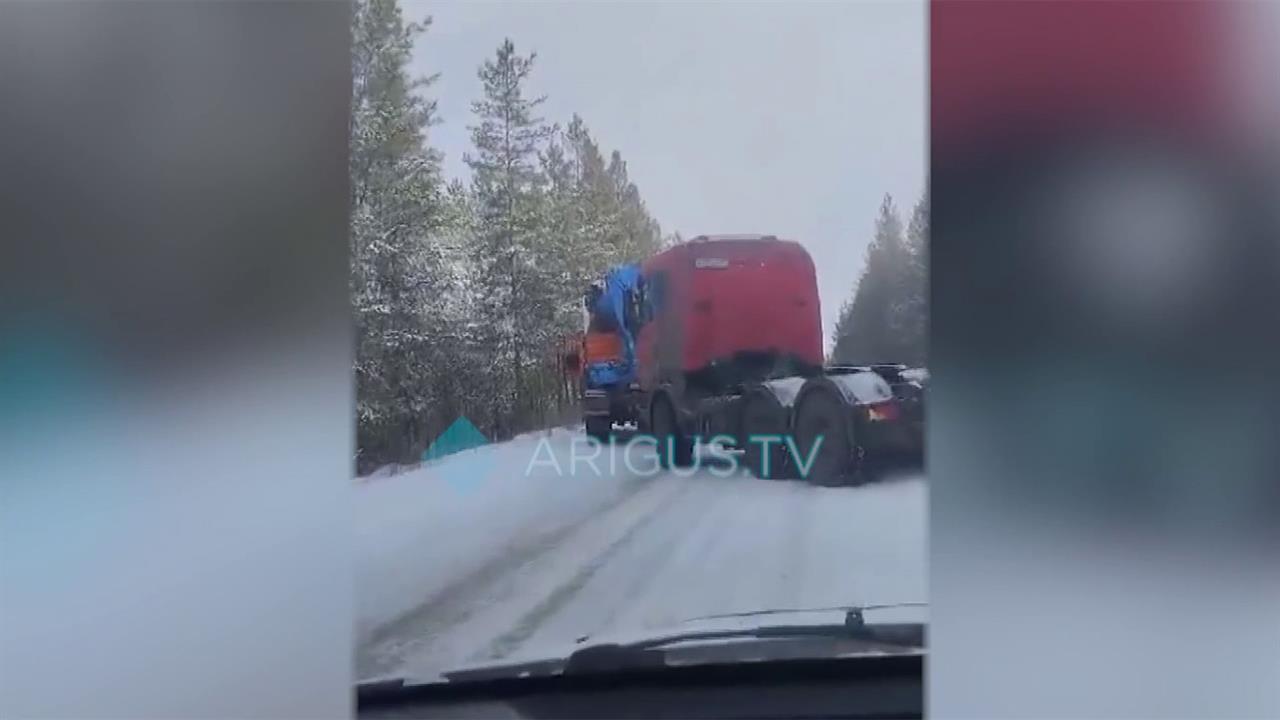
[[355, 429, 926, 682]]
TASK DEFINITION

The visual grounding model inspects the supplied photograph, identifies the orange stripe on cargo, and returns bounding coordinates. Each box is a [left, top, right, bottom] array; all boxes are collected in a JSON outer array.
[[584, 332, 623, 363]]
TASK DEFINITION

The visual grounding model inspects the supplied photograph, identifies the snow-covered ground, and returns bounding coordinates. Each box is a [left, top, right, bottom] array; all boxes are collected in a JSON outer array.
[[355, 429, 926, 681]]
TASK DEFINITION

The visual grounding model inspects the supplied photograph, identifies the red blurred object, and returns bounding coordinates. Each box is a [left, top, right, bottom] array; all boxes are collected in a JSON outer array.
[[932, 0, 1231, 154], [558, 332, 584, 375], [635, 236, 824, 382], [584, 331, 623, 364], [866, 399, 901, 423]]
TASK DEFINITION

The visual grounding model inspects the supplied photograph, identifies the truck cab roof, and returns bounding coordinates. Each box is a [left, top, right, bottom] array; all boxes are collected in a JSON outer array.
[[688, 234, 780, 243]]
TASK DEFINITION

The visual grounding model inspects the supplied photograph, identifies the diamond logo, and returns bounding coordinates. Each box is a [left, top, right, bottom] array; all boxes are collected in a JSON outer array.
[[421, 416, 494, 493]]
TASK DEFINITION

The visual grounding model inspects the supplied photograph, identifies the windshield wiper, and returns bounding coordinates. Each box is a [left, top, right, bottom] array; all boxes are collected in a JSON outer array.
[[404, 605, 927, 687], [357, 611, 926, 708], [562, 608, 925, 675], [676, 602, 927, 625]]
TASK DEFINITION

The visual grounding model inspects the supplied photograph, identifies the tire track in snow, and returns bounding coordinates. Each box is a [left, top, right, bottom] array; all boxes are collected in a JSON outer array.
[[357, 462, 659, 678], [500, 469, 750, 652], [598, 471, 754, 631], [360, 465, 927, 682], [478, 473, 698, 660], [363, 469, 693, 679], [587, 472, 738, 633], [779, 479, 818, 607]]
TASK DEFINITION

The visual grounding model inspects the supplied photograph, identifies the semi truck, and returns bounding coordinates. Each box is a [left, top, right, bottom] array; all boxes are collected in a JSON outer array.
[[574, 234, 925, 485]]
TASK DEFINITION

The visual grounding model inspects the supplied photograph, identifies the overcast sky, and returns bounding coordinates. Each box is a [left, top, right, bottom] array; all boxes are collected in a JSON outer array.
[[405, 0, 926, 349]]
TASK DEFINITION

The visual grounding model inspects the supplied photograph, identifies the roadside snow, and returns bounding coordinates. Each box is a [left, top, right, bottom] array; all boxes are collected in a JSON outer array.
[[354, 424, 926, 681], [354, 428, 652, 644]]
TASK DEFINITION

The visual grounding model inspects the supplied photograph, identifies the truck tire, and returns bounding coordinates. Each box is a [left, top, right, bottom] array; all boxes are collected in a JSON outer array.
[[793, 381, 861, 486], [741, 388, 792, 480], [585, 416, 612, 443], [651, 394, 693, 468]]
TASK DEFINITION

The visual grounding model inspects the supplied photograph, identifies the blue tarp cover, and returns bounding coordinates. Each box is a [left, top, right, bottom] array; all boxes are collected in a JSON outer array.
[[586, 264, 641, 388]]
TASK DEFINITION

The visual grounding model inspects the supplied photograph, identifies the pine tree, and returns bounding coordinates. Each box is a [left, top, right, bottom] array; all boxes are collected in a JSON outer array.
[[606, 150, 661, 261], [465, 39, 555, 438], [542, 116, 649, 291], [831, 194, 912, 364], [565, 115, 624, 268], [427, 179, 485, 440], [540, 125, 606, 331], [540, 127, 578, 317], [901, 188, 929, 364], [351, 0, 449, 467], [348, 11, 675, 469], [538, 117, 667, 425]]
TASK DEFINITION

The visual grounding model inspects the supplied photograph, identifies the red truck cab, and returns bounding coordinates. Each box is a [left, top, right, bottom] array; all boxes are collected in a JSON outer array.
[[636, 235, 824, 395]]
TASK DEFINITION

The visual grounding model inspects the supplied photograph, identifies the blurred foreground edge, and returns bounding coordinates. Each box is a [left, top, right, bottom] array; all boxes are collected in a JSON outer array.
[[0, 3, 353, 719], [931, 1, 1280, 718]]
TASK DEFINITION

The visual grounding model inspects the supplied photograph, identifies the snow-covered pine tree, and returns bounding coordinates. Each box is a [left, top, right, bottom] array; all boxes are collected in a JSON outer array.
[[830, 194, 912, 364], [532, 127, 582, 423], [540, 117, 668, 424], [465, 39, 555, 438], [544, 116, 630, 312], [607, 150, 662, 262], [564, 115, 625, 270], [830, 295, 855, 362], [351, 0, 449, 469], [540, 128, 579, 327], [901, 188, 929, 365], [349, 11, 675, 464], [423, 179, 486, 442], [535, 115, 670, 425]]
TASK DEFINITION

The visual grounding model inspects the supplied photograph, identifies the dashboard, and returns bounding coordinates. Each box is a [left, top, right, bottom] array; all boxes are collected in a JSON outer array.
[[357, 654, 923, 719]]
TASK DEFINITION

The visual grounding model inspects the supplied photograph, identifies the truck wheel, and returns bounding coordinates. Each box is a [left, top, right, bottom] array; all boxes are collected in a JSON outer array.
[[651, 394, 693, 468], [741, 388, 791, 479], [793, 383, 860, 486], [585, 417, 612, 443]]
